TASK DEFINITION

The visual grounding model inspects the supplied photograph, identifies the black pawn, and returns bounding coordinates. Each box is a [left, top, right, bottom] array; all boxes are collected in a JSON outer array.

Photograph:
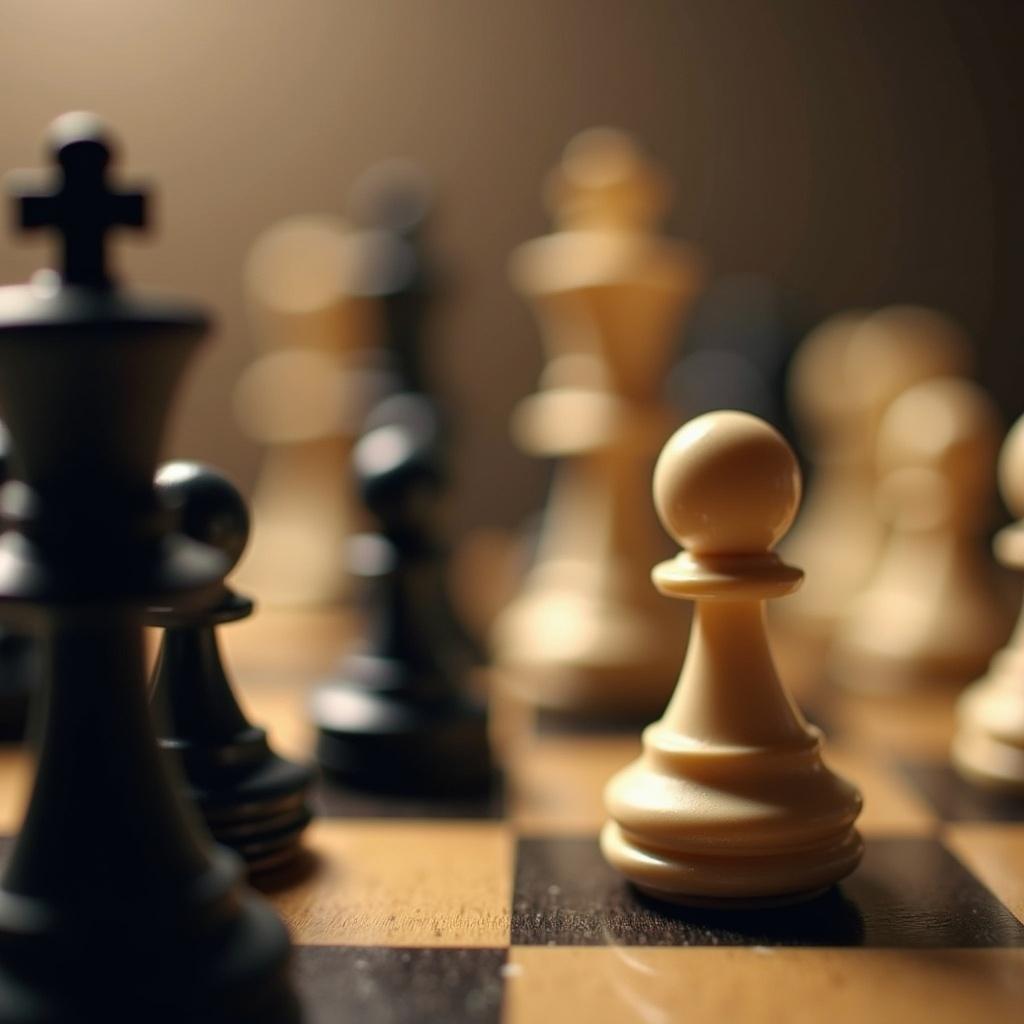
[[312, 393, 492, 795], [0, 424, 37, 740], [150, 461, 313, 872]]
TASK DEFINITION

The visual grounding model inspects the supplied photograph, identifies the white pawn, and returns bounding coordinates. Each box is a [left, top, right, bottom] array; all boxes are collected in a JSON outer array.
[[602, 411, 862, 906], [832, 378, 1013, 692], [953, 413, 1024, 791]]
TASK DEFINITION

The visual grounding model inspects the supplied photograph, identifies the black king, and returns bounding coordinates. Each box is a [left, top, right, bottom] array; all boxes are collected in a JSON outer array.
[[0, 114, 298, 1021]]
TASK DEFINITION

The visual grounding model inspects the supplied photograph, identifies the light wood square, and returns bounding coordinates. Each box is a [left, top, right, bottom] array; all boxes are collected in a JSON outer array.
[[269, 819, 512, 947], [508, 735, 638, 834], [504, 947, 1024, 1024]]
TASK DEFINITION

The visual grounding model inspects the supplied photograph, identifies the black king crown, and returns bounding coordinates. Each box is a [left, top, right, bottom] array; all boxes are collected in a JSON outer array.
[[12, 110, 145, 288], [0, 114, 297, 1022]]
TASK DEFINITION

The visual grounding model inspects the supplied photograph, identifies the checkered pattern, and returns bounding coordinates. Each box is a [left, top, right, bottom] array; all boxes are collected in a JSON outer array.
[[1, 613, 1022, 1023]]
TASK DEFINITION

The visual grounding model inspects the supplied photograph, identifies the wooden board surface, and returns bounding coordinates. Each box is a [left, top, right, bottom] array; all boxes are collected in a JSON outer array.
[[2, 608, 1023, 1024]]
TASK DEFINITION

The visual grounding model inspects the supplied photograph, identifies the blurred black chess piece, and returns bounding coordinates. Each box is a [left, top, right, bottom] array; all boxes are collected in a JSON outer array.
[[0, 114, 297, 1020], [311, 392, 493, 795], [668, 273, 802, 437], [346, 163, 490, 662], [0, 423, 38, 741], [149, 461, 314, 873], [347, 159, 438, 397]]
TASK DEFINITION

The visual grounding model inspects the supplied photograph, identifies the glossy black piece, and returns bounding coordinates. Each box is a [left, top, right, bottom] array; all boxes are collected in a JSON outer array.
[[312, 394, 493, 796], [347, 161, 438, 396], [668, 274, 800, 436], [11, 111, 144, 288], [0, 426, 36, 740], [511, 836, 1024, 947], [347, 165, 488, 651], [150, 461, 314, 872], [0, 116, 297, 1021], [0, 632, 34, 743]]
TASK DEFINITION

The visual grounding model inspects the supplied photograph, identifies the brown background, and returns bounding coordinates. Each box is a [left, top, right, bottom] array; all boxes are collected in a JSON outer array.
[[1, 0, 1022, 535]]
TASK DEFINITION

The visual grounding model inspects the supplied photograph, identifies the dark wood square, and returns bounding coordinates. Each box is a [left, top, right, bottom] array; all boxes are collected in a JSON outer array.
[[311, 777, 505, 821], [900, 761, 1024, 822], [293, 946, 506, 1024], [511, 834, 1024, 948]]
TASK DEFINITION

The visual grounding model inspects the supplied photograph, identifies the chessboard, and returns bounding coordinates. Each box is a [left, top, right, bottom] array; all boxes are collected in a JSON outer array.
[[2, 609, 1020, 1024]]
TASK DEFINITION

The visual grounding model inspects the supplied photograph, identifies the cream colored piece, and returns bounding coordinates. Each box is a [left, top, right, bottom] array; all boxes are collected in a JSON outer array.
[[778, 311, 871, 648], [235, 215, 389, 607], [491, 128, 704, 716], [602, 411, 863, 905], [243, 215, 378, 352], [832, 377, 1013, 693], [779, 306, 971, 650], [953, 413, 1024, 791]]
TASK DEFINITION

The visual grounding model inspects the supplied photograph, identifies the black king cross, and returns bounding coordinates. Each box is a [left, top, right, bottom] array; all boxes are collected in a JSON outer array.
[[9, 112, 146, 288]]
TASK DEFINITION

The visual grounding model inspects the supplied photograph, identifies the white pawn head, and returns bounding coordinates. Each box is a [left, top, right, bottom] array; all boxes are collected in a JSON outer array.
[[654, 411, 802, 557], [998, 413, 1024, 520], [875, 377, 1001, 533], [845, 306, 972, 423]]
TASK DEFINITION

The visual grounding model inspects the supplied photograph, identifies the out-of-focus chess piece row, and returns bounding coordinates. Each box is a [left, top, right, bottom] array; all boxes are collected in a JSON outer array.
[[231, 124, 1024, 799], [234, 161, 437, 607], [236, 127, 708, 726], [490, 128, 705, 718], [235, 157, 494, 793], [778, 305, 1016, 692], [778, 304, 1024, 794]]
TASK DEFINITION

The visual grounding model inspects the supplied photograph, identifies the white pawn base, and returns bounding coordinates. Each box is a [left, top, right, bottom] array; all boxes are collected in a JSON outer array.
[[602, 729, 863, 907]]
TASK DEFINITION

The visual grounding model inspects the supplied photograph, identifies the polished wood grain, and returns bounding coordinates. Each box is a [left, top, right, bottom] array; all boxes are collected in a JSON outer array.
[[272, 820, 512, 947], [504, 948, 1024, 1024], [945, 825, 1024, 924], [0, 607, 1020, 1024]]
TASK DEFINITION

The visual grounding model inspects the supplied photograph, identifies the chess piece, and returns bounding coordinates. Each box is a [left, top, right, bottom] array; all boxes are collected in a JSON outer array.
[[0, 114, 297, 1020], [491, 128, 705, 716], [234, 215, 387, 607], [777, 311, 872, 647], [953, 411, 1024, 791], [0, 422, 38, 740], [833, 377, 1013, 693], [347, 159, 438, 397], [350, 164, 503, 671], [779, 307, 972, 649], [669, 273, 797, 426], [149, 461, 314, 872], [601, 411, 863, 905], [311, 393, 492, 794]]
